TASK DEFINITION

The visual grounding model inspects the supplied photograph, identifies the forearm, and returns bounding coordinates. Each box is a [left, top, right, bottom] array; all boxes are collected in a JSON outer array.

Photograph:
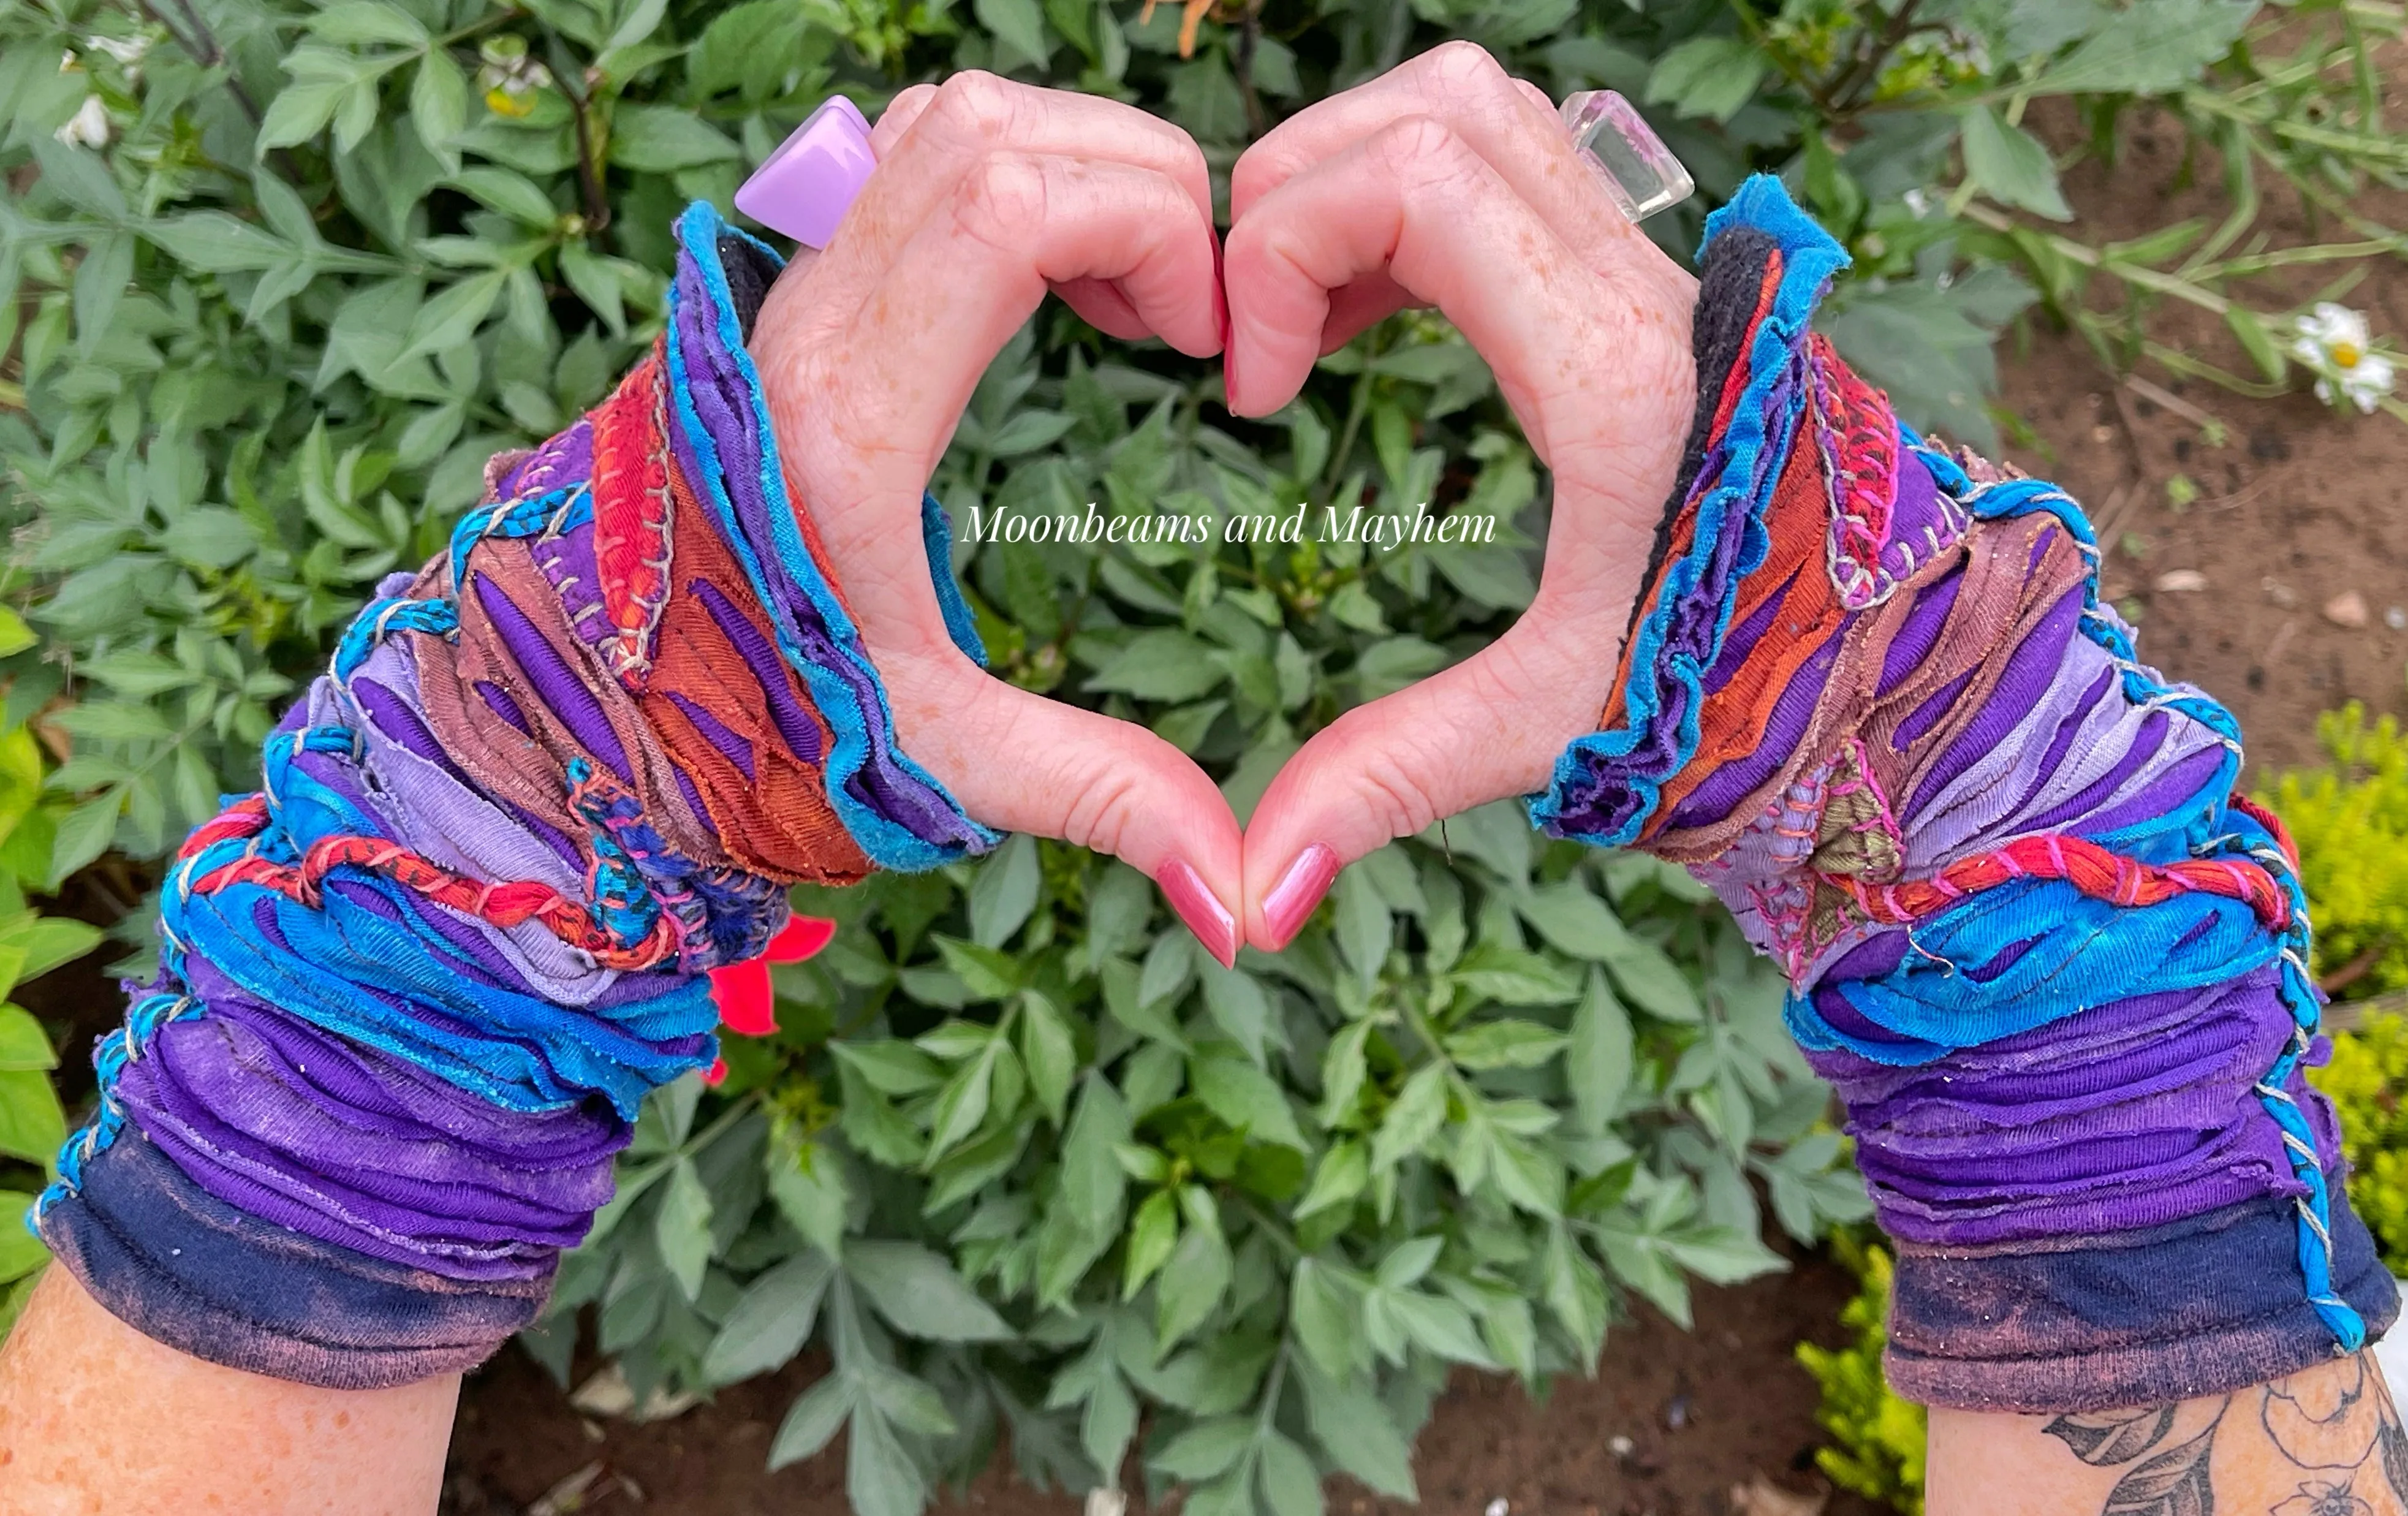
[[1537, 176, 2399, 1506], [1932, 1354, 2406, 1516], [0, 1269, 456, 1515]]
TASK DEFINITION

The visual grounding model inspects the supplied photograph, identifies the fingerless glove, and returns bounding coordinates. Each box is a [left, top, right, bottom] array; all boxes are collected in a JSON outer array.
[[34, 205, 993, 1389], [1536, 176, 2399, 1412]]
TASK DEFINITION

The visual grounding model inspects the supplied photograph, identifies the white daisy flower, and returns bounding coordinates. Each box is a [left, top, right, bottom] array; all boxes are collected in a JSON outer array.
[[2292, 302, 2397, 414], [85, 33, 150, 66], [55, 94, 110, 148]]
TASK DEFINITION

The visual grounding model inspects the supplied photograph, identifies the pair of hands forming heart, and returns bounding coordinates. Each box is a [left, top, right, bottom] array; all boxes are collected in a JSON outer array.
[[748, 43, 1701, 966]]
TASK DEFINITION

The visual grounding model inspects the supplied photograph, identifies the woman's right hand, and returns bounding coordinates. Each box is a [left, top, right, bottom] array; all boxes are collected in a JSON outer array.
[[748, 75, 1246, 962]]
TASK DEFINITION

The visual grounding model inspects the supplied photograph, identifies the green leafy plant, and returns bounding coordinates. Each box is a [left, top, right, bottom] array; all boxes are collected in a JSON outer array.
[[7, 0, 2407, 1510], [0, 601, 116, 1336], [2259, 702, 2408, 1001], [1795, 1235, 1926, 1516], [2313, 1011, 2408, 1270]]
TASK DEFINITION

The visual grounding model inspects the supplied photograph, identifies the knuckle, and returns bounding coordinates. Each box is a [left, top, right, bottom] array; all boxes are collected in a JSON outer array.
[[1417, 39, 1509, 96], [1059, 764, 1146, 857], [953, 156, 1051, 249], [929, 71, 1020, 143], [1323, 707, 1446, 838], [1369, 115, 1477, 184]]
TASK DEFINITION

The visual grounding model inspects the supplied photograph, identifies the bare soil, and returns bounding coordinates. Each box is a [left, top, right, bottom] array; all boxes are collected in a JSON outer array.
[[442, 1254, 1875, 1516]]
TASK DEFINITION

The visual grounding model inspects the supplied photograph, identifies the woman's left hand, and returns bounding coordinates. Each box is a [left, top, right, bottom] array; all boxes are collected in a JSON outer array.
[[1219, 43, 1703, 949]]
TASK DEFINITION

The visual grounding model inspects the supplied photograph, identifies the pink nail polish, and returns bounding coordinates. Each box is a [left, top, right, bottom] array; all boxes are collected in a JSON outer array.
[[1158, 858, 1238, 969], [1260, 843, 1338, 951]]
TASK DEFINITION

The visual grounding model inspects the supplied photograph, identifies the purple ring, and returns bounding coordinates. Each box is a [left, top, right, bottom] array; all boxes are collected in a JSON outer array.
[[734, 96, 876, 249]]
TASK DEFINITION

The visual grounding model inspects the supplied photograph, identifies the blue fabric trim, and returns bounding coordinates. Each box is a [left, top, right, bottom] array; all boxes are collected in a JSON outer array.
[[663, 202, 996, 872], [1527, 175, 1850, 847], [923, 493, 987, 667]]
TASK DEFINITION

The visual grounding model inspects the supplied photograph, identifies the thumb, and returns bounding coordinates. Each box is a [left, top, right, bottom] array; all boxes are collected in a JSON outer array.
[[892, 651, 1246, 967], [1238, 599, 1622, 952]]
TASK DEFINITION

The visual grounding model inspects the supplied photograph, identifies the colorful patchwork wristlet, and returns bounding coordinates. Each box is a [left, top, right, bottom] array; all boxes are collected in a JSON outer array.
[[33, 205, 993, 1389], [1537, 175, 2399, 1411]]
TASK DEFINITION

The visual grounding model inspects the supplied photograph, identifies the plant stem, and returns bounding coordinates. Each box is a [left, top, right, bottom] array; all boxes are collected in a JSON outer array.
[[542, 32, 613, 238], [1961, 203, 2233, 315]]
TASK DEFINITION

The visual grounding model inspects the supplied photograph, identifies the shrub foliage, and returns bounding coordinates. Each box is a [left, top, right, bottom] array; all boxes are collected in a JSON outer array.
[[6, 0, 2406, 1510]]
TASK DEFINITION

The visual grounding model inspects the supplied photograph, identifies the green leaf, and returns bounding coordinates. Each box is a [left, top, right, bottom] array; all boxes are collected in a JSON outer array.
[[1566, 970, 1633, 1134], [770, 1374, 854, 1468], [923, 1042, 998, 1161], [1154, 1218, 1232, 1349], [831, 1039, 947, 1096], [1316, 1021, 1370, 1128], [1086, 630, 1228, 702], [654, 1156, 714, 1301], [1258, 1430, 1324, 1516], [1290, 1258, 1359, 1378], [975, 0, 1053, 67], [1297, 1359, 1417, 1499], [1387, 1290, 1497, 1368], [1189, 1050, 1306, 1150], [846, 1240, 1015, 1341], [1153, 1416, 1254, 1480], [2030, 0, 2254, 95], [1332, 864, 1390, 993], [308, 2, 429, 44], [847, 1405, 927, 1516], [1293, 1139, 1367, 1219], [411, 50, 468, 164], [1958, 107, 2072, 221], [704, 1249, 835, 1385], [968, 832, 1042, 949], [1513, 881, 1630, 960], [1444, 1019, 1567, 1070], [2227, 306, 2289, 384], [1643, 36, 1766, 122], [450, 167, 555, 227], [1370, 1064, 1448, 1172], [1122, 1186, 1179, 1298], [0, 1193, 45, 1283], [0, 1069, 66, 1166], [1452, 943, 1581, 1007], [933, 934, 1025, 1000], [1018, 991, 1077, 1126], [1197, 963, 1274, 1066], [0, 1006, 55, 1072], [1542, 1226, 1608, 1368], [1604, 938, 1703, 1023], [610, 106, 743, 172], [769, 1133, 852, 1258]]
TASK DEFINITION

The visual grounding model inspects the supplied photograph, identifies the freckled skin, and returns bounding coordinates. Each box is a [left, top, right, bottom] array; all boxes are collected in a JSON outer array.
[[0, 1269, 455, 1515]]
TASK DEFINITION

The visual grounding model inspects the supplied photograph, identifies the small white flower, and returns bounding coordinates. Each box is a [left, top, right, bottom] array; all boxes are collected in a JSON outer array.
[[85, 33, 150, 67], [1903, 187, 1933, 218], [55, 94, 110, 149], [2293, 302, 2396, 413]]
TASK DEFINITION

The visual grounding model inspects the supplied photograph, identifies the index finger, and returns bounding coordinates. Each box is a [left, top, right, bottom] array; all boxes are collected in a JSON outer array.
[[809, 74, 1217, 313], [1232, 42, 1661, 274]]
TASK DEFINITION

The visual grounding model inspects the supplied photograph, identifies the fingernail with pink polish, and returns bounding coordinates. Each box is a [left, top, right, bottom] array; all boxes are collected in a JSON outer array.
[[1158, 858, 1238, 969], [1261, 843, 1339, 951]]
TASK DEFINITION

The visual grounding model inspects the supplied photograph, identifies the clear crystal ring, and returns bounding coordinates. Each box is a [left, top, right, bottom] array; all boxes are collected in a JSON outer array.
[[1558, 90, 1694, 223]]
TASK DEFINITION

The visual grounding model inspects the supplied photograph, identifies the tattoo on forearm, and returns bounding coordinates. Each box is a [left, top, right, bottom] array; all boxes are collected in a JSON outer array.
[[2035, 1352, 2406, 1516]]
